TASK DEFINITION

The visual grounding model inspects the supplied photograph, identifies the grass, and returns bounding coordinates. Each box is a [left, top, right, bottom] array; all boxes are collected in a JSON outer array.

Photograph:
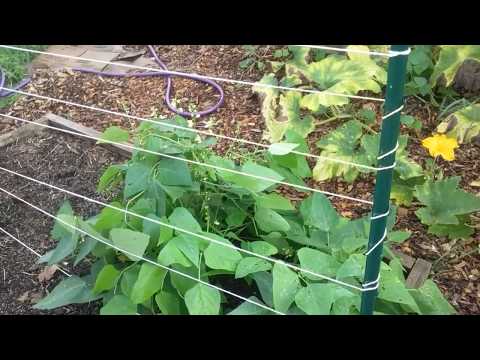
[[0, 45, 48, 109]]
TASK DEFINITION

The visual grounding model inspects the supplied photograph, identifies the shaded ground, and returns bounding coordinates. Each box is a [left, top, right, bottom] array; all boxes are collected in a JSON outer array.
[[0, 133, 125, 314], [0, 45, 478, 314]]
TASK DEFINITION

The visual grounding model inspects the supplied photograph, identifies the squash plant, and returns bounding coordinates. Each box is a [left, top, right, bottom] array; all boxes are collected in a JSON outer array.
[[32, 116, 455, 315]]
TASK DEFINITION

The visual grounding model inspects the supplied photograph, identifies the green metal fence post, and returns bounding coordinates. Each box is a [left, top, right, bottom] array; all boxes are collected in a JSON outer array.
[[360, 45, 410, 315]]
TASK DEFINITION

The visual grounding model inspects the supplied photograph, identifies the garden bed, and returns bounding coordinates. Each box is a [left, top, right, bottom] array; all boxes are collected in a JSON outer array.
[[0, 45, 478, 314], [0, 131, 125, 314]]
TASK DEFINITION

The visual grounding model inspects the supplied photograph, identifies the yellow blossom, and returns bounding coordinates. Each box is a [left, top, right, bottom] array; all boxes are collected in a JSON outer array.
[[422, 134, 459, 161]]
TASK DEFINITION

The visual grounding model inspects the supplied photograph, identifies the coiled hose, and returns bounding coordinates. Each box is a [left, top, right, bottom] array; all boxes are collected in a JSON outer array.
[[1, 45, 224, 118]]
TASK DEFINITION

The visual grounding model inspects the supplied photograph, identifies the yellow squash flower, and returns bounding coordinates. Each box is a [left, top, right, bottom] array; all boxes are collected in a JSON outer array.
[[422, 134, 459, 161]]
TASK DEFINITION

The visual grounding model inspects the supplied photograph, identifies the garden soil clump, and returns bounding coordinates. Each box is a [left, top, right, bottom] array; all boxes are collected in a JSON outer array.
[[0, 132, 125, 314]]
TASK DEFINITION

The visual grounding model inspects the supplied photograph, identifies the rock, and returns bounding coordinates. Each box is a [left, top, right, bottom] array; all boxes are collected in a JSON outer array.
[[453, 59, 480, 94]]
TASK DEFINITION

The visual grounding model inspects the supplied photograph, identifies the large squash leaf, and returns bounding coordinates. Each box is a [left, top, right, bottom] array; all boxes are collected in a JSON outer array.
[[312, 120, 367, 183], [300, 55, 383, 111], [253, 74, 287, 142], [430, 45, 480, 87], [437, 104, 480, 145], [414, 177, 480, 238]]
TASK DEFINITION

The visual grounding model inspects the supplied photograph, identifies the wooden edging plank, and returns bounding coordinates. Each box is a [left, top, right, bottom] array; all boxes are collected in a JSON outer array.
[[42, 113, 132, 157], [0, 118, 49, 148], [391, 248, 416, 269], [405, 258, 432, 289]]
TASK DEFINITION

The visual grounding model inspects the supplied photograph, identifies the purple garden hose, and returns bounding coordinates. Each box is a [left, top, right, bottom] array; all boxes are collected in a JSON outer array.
[[73, 45, 224, 118], [0, 68, 31, 98]]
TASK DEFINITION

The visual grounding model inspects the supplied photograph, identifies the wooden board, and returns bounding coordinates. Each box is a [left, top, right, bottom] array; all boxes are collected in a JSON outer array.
[[0, 118, 49, 148], [391, 248, 416, 269], [405, 258, 432, 289], [42, 113, 132, 157]]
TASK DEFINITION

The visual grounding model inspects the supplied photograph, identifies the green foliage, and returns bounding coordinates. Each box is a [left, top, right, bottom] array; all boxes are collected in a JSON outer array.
[[37, 115, 453, 316], [437, 103, 480, 144], [431, 45, 480, 87], [414, 177, 480, 239], [254, 46, 387, 143]]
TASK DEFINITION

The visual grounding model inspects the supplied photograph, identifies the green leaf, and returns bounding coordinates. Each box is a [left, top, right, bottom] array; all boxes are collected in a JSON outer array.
[[157, 239, 192, 267], [336, 254, 366, 279], [97, 165, 123, 193], [170, 264, 199, 296], [155, 291, 182, 315], [204, 235, 242, 272], [124, 162, 151, 199], [248, 241, 278, 256], [414, 177, 480, 226], [391, 181, 414, 206], [142, 214, 162, 243], [313, 120, 366, 183], [294, 283, 337, 315], [410, 280, 456, 315], [94, 202, 124, 233], [184, 284, 221, 315], [100, 295, 137, 315], [253, 74, 286, 142], [346, 45, 387, 84], [225, 207, 247, 227], [272, 263, 300, 313], [437, 104, 480, 144], [235, 257, 272, 279], [98, 126, 129, 144], [47, 214, 79, 265], [254, 193, 295, 211], [158, 217, 174, 246], [231, 162, 284, 193], [121, 265, 140, 299], [378, 269, 418, 308], [300, 193, 339, 231], [300, 55, 382, 111], [428, 222, 474, 239], [156, 158, 193, 186], [228, 296, 271, 315], [279, 91, 315, 138], [130, 263, 167, 304], [168, 207, 202, 233], [362, 134, 423, 181], [401, 115, 422, 131], [268, 142, 299, 155], [74, 236, 98, 266], [93, 265, 120, 294], [255, 207, 291, 233], [33, 276, 86, 310], [110, 228, 150, 261], [431, 45, 480, 87], [252, 272, 273, 307], [297, 247, 341, 280]]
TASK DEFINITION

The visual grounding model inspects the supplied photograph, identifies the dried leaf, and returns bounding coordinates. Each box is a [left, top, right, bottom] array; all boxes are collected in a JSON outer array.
[[38, 265, 58, 283]]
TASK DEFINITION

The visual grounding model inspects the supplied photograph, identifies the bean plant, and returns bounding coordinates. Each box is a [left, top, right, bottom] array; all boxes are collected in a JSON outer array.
[[34, 116, 455, 315]]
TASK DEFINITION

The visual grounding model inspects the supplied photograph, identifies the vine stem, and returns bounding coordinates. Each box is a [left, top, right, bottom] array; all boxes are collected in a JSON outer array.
[[315, 114, 352, 127]]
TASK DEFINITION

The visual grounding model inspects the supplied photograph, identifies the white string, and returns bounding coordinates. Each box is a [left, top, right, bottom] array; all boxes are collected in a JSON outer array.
[[377, 142, 399, 160], [382, 105, 404, 120], [0, 87, 386, 173], [0, 45, 385, 103], [0, 226, 72, 277], [370, 209, 390, 221], [0, 112, 374, 205], [0, 186, 283, 315], [362, 274, 380, 290], [364, 228, 388, 256], [0, 164, 377, 293], [294, 45, 411, 58]]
